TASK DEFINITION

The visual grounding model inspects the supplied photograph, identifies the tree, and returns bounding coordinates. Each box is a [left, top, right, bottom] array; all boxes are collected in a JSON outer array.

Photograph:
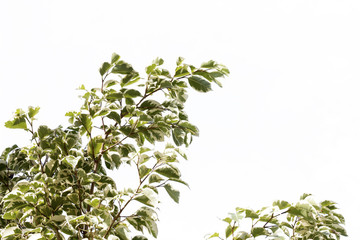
[[207, 194, 347, 240], [0, 54, 229, 239]]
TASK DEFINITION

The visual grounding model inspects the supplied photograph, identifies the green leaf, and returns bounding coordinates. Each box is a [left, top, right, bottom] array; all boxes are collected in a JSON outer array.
[[86, 173, 101, 182], [61, 223, 76, 235], [139, 165, 151, 179], [155, 165, 181, 179], [1, 226, 20, 237], [124, 89, 142, 98], [106, 92, 124, 100], [95, 108, 110, 117], [0, 144, 18, 161], [168, 178, 189, 188], [280, 222, 293, 229], [37, 125, 52, 140], [225, 225, 233, 238], [68, 214, 85, 223], [193, 70, 215, 82], [3, 200, 27, 211], [5, 117, 27, 130], [139, 100, 162, 109], [132, 236, 147, 240], [134, 195, 154, 207], [50, 196, 64, 210], [149, 174, 164, 184], [87, 136, 103, 156], [125, 97, 135, 105], [104, 79, 119, 88], [179, 121, 199, 136], [146, 64, 156, 74], [153, 57, 164, 66], [136, 207, 157, 219], [251, 227, 268, 237], [112, 63, 134, 74], [121, 73, 140, 87], [160, 80, 173, 88], [145, 218, 158, 238], [333, 212, 345, 224], [115, 225, 130, 240], [164, 183, 180, 203], [140, 147, 151, 153], [320, 200, 337, 207], [78, 114, 92, 134], [139, 114, 153, 122], [0, 160, 7, 171], [174, 67, 190, 78], [300, 193, 312, 200], [287, 206, 302, 216], [28, 106, 40, 119], [273, 200, 290, 210], [188, 76, 212, 92], [219, 66, 230, 75], [111, 53, 121, 64], [207, 233, 220, 239], [107, 111, 121, 124], [212, 78, 224, 88], [177, 89, 188, 103], [99, 176, 116, 188], [67, 193, 79, 204], [3, 191, 22, 201], [245, 209, 259, 219], [159, 69, 171, 77], [172, 128, 184, 146], [38, 205, 52, 217], [210, 71, 225, 78], [2, 211, 17, 220], [131, 207, 158, 238], [14, 181, 30, 193], [24, 192, 38, 203], [51, 215, 66, 222], [100, 62, 112, 76], [174, 148, 187, 160], [62, 156, 80, 169], [149, 128, 164, 142], [111, 153, 122, 168], [85, 198, 101, 208], [176, 57, 184, 66], [328, 224, 347, 236], [201, 60, 217, 68]]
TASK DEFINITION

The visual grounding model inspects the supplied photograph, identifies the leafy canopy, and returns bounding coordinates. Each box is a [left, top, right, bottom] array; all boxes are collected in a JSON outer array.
[[207, 194, 347, 240], [0, 54, 229, 239]]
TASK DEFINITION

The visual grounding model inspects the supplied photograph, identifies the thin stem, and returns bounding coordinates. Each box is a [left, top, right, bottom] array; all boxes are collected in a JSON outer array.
[[104, 161, 159, 238], [292, 217, 299, 238], [101, 72, 110, 93], [231, 222, 236, 239], [25, 116, 45, 173], [135, 87, 162, 108]]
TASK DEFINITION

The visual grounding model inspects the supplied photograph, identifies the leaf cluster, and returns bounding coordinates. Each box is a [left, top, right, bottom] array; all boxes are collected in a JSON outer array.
[[207, 194, 347, 240], [0, 54, 228, 239]]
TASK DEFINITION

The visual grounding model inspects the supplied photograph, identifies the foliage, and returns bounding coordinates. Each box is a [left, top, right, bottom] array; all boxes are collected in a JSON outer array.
[[0, 54, 229, 239], [207, 194, 347, 240]]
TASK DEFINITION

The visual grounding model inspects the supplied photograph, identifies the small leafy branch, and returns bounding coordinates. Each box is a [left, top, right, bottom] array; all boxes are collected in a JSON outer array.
[[0, 54, 229, 239], [207, 194, 347, 240]]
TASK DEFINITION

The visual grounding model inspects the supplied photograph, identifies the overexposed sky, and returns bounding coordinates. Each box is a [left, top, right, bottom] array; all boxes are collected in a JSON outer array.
[[1, 0, 360, 239]]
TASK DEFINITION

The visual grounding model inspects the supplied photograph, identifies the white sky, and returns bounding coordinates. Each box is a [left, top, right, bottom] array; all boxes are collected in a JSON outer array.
[[1, 0, 360, 239]]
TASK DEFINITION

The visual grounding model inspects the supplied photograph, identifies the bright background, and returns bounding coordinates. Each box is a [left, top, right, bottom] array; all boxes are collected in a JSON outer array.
[[1, 0, 359, 239]]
